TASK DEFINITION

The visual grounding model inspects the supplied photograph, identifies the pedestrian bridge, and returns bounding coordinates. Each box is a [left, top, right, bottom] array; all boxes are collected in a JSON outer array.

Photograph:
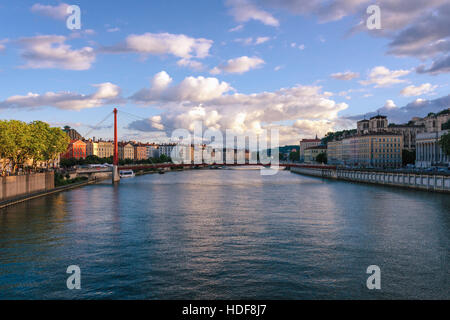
[[74, 163, 319, 180]]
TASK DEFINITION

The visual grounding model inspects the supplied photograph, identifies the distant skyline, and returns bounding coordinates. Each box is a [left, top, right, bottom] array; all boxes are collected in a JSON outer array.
[[0, 0, 449, 144]]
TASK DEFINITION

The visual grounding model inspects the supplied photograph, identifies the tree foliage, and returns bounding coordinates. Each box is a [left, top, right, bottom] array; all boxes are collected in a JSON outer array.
[[402, 149, 416, 166], [321, 129, 357, 145], [0, 120, 69, 175], [442, 119, 450, 130], [439, 132, 450, 156], [315, 152, 327, 164], [289, 151, 300, 162]]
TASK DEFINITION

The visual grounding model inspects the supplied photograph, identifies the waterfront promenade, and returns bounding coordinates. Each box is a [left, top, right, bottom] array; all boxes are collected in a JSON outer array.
[[290, 165, 450, 193]]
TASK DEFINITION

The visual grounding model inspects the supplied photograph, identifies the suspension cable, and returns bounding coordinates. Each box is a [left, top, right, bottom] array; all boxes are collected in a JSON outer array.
[[82, 111, 113, 138]]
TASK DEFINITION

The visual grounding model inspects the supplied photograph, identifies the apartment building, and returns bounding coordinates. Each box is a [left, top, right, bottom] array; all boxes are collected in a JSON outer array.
[[85, 139, 98, 157], [97, 141, 114, 158], [62, 140, 86, 160], [304, 145, 327, 164], [134, 144, 147, 161], [327, 133, 403, 168], [118, 143, 134, 160], [299, 137, 321, 162]]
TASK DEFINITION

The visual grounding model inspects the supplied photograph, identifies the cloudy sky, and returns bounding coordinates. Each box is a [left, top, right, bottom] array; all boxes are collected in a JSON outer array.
[[0, 0, 449, 145]]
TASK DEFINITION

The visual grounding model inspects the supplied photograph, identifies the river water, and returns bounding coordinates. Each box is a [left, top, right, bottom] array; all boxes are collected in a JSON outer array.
[[0, 169, 449, 299]]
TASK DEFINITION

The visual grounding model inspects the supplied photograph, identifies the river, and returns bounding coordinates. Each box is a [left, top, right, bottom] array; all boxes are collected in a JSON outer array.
[[0, 169, 448, 299]]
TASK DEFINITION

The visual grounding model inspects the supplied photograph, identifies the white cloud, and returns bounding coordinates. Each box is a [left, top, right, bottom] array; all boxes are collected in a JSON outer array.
[[384, 99, 397, 109], [235, 37, 271, 45], [104, 32, 213, 60], [131, 72, 232, 104], [360, 66, 411, 88], [229, 24, 244, 32], [210, 56, 265, 74], [255, 37, 270, 44], [0, 82, 122, 110], [400, 83, 438, 97], [226, 0, 279, 27], [176, 58, 205, 71], [234, 37, 254, 45], [127, 71, 349, 143], [30, 3, 70, 20], [17, 35, 95, 70], [330, 71, 360, 80], [290, 42, 305, 50], [107, 27, 120, 33], [151, 71, 173, 91]]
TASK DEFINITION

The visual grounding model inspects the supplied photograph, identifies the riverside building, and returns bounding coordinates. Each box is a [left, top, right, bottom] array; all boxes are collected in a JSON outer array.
[[327, 133, 403, 168], [299, 136, 321, 162]]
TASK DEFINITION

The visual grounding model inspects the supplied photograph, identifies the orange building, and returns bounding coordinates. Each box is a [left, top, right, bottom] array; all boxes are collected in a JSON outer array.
[[134, 144, 148, 161], [62, 140, 86, 159]]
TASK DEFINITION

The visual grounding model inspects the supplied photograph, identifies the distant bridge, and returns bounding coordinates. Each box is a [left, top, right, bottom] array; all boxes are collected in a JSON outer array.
[[75, 163, 337, 180]]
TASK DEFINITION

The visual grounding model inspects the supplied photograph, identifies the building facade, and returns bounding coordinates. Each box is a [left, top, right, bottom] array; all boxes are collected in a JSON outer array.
[[85, 140, 98, 157], [327, 140, 343, 165], [387, 124, 425, 151], [159, 144, 176, 158], [327, 133, 403, 168], [299, 137, 321, 162], [146, 144, 160, 159], [304, 146, 327, 164], [415, 130, 450, 168], [368, 115, 388, 133], [412, 110, 450, 132], [97, 141, 114, 158], [63, 127, 83, 141], [62, 140, 86, 160], [134, 145, 147, 161], [118, 143, 134, 160]]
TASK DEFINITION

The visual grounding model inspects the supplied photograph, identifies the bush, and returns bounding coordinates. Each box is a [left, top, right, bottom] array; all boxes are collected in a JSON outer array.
[[55, 172, 88, 187]]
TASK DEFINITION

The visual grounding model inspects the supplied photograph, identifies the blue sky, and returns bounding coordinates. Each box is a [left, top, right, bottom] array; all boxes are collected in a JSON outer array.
[[0, 0, 449, 144]]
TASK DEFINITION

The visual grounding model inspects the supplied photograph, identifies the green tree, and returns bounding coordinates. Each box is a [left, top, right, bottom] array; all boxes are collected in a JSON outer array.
[[442, 119, 450, 130], [402, 149, 416, 166], [45, 127, 69, 168], [28, 121, 51, 170], [0, 120, 30, 174], [289, 151, 300, 162], [0, 120, 69, 174], [316, 152, 327, 164], [439, 132, 450, 156]]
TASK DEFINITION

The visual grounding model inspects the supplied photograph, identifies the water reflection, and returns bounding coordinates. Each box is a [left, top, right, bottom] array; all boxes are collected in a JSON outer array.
[[0, 169, 449, 299]]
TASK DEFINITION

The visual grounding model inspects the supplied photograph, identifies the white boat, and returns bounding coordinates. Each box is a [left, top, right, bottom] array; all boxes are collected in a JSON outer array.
[[119, 169, 135, 178]]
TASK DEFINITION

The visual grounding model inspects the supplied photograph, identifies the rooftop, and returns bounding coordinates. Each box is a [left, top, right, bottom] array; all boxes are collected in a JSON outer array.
[[370, 115, 387, 120], [305, 145, 327, 150]]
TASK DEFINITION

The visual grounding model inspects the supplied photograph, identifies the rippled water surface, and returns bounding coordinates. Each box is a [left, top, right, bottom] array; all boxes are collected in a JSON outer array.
[[0, 169, 449, 299]]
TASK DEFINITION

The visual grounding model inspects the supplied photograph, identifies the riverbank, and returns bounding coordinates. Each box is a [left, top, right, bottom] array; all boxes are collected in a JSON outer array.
[[290, 166, 450, 193], [0, 179, 97, 209]]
